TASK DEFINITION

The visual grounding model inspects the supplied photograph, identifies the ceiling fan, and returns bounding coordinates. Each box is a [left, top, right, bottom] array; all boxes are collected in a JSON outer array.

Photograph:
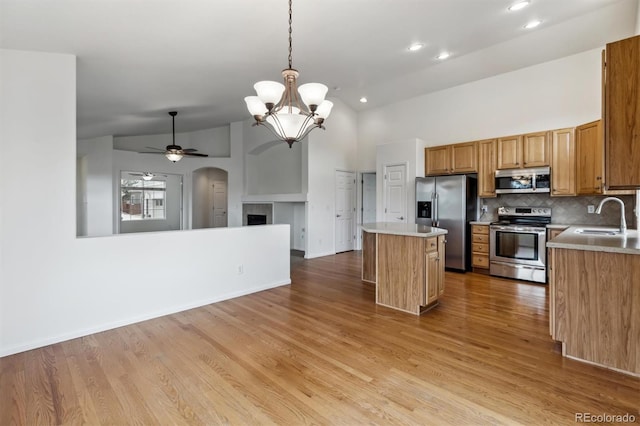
[[138, 111, 209, 162], [127, 172, 167, 181]]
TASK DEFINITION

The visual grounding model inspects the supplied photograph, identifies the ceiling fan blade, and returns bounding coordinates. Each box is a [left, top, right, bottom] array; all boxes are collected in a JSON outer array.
[[137, 151, 165, 154], [128, 173, 144, 176], [182, 148, 198, 152], [184, 152, 208, 157], [144, 146, 166, 151]]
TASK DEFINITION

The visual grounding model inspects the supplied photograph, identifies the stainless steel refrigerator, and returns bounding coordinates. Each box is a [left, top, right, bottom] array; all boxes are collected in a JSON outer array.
[[416, 175, 477, 271]]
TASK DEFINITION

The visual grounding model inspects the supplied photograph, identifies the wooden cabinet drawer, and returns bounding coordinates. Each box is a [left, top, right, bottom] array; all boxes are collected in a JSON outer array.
[[472, 254, 489, 268], [472, 242, 489, 254], [471, 225, 489, 235], [425, 237, 438, 252], [472, 234, 489, 244]]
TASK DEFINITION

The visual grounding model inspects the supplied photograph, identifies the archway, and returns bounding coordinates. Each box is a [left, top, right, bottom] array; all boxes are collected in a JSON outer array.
[[192, 167, 229, 229]]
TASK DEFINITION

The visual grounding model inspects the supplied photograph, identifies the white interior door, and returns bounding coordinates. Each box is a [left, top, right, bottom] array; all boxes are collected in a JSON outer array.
[[383, 164, 407, 223], [335, 171, 355, 253], [212, 180, 227, 228]]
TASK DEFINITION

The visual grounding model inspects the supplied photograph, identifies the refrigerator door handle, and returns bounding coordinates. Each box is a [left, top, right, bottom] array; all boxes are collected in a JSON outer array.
[[433, 192, 439, 227]]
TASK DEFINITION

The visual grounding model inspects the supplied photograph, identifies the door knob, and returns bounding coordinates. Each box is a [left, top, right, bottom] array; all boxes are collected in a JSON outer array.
[[397, 216, 404, 220], [336, 214, 341, 217]]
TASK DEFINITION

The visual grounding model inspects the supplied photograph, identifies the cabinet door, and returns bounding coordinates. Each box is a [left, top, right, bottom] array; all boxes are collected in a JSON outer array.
[[496, 136, 522, 169], [550, 128, 575, 196], [522, 131, 550, 167], [437, 236, 445, 295], [576, 120, 603, 195], [451, 142, 477, 173], [477, 139, 497, 197], [425, 146, 451, 175], [605, 35, 640, 189], [425, 250, 439, 305]]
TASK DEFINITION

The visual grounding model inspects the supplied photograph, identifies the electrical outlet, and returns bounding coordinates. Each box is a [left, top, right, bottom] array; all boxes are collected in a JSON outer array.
[[481, 205, 488, 213], [587, 205, 595, 214], [237, 265, 244, 274]]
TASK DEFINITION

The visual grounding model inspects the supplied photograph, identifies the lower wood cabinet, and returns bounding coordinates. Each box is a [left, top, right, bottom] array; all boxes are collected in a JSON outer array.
[[425, 236, 445, 305], [471, 225, 490, 272]]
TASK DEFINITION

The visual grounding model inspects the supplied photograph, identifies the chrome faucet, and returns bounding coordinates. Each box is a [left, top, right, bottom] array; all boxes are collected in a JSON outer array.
[[595, 197, 627, 234]]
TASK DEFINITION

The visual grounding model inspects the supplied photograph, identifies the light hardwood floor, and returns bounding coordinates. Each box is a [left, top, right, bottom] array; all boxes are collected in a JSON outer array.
[[1, 251, 639, 425]]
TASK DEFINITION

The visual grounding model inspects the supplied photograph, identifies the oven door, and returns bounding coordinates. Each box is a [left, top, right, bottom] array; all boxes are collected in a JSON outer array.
[[489, 225, 546, 268]]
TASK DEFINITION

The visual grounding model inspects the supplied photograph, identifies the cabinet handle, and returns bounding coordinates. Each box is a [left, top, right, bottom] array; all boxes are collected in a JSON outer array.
[[431, 242, 436, 247], [516, 162, 519, 166], [596, 176, 602, 180]]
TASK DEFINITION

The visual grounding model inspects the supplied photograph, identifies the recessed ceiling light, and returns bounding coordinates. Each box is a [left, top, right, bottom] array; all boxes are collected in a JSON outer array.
[[408, 43, 425, 52], [524, 20, 541, 29], [359, 97, 368, 103], [508, 1, 530, 11], [436, 52, 450, 60]]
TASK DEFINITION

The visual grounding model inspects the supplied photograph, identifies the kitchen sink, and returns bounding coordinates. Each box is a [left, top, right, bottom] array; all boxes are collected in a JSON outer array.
[[574, 228, 621, 236]]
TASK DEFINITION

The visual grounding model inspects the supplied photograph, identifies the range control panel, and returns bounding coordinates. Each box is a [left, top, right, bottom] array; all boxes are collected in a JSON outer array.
[[497, 206, 551, 217]]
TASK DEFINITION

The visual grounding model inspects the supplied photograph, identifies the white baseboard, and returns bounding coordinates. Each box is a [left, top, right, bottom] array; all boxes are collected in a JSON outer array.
[[0, 279, 291, 358], [304, 250, 337, 259]]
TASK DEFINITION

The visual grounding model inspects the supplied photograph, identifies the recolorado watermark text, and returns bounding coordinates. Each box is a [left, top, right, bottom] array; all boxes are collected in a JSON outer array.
[[575, 412, 636, 423]]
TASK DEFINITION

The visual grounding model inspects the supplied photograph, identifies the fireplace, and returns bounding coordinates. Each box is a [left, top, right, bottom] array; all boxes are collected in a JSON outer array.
[[247, 214, 267, 226]]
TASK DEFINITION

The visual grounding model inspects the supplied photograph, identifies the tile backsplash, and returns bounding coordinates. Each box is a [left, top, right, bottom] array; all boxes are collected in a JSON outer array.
[[479, 193, 636, 228]]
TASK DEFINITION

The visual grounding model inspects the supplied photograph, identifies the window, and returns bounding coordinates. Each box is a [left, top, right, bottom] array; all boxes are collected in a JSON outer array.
[[121, 178, 167, 221]]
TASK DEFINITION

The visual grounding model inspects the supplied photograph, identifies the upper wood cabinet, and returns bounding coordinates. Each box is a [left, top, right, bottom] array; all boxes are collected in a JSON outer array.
[[477, 139, 497, 198], [604, 35, 640, 189], [550, 128, 575, 196], [576, 120, 604, 195], [497, 132, 549, 170], [425, 141, 477, 176]]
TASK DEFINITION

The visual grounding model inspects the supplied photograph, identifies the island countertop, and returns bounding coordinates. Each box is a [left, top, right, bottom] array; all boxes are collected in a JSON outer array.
[[546, 225, 640, 255], [362, 222, 448, 238]]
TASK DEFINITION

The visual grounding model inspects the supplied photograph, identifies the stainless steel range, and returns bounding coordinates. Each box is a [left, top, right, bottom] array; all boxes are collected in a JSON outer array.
[[489, 206, 551, 284]]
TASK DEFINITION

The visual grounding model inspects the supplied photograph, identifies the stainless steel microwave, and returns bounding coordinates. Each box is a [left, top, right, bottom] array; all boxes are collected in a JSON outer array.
[[495, 167, 550, 194]]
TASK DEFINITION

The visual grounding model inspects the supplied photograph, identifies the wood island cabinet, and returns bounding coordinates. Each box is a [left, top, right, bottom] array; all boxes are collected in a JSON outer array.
[[497, 132, 549, 170], [362, 227, 446, 315], [604, 35, 640, 189], [550, 128, 575, 196], [477, 139, 497, 198], [425, 142, 477, 176]]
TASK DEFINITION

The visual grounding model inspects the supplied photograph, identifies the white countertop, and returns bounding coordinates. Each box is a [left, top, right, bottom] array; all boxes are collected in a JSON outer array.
[[362, 222, 448, 238], [546, 225, 640, 255], [470, 221, 492, 225]]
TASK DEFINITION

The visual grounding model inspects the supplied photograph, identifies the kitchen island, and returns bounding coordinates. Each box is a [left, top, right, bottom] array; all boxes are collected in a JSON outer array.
[[547, 226, 640, 376], [362, 223, 447, 315]]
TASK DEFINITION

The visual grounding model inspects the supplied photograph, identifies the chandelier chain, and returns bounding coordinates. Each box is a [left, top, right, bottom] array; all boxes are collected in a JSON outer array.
[[288, 0, 293, 69]]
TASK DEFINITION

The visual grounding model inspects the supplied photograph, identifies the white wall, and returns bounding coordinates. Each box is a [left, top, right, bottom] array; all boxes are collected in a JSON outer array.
[[246, 142, 303, 195], [636, 0, 640, 35], [273, 202, 305, 251], [357, 48, 604, 171], [77, 135, 114, 236], [0, 48, 290, 357], [306, 98, 358, 258]]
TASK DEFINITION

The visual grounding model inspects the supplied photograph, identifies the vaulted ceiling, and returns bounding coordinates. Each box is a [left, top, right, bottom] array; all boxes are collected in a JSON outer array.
[[1, 0, 638, 139]]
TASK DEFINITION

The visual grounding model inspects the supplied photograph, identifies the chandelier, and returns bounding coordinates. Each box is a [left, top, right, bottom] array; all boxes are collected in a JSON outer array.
[[244, 0, 333, 148]]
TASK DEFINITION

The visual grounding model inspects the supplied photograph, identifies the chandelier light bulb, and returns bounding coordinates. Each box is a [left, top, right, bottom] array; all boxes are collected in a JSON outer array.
[[298, 83, 328, 109]]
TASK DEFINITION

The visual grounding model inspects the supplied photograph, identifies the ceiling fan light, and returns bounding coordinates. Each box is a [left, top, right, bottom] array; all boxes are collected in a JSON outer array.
[[298, 83, 328, 109], [315, 100, 333, 119], [142, 172, 154, 181], [165, 152, 183, 162], [254, 81, 286, 106], [245, 96, 267, 116]]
